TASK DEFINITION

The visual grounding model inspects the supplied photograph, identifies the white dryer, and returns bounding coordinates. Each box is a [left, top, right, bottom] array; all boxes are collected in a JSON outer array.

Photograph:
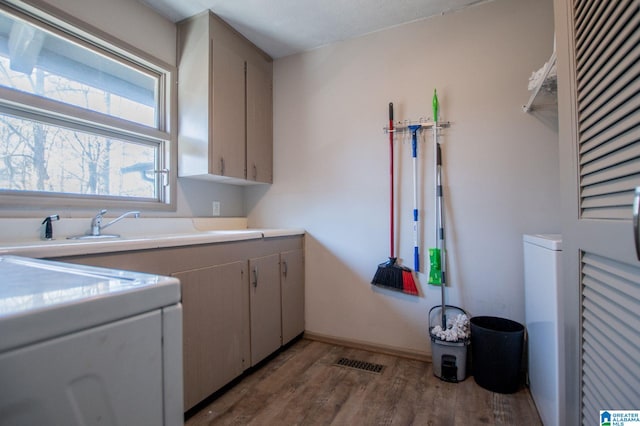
[[523, 234, 562, 426]]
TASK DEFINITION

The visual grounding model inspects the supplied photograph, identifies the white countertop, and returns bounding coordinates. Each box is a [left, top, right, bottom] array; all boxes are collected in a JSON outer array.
[[0, 217, 305, 258]]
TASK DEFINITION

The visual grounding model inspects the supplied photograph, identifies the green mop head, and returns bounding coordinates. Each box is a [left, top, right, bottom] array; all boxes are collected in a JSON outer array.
[[428, 248, 442, 285]]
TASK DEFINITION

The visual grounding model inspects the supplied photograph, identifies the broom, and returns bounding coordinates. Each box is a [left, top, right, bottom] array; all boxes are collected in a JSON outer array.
[[372, 103, 418, 295]]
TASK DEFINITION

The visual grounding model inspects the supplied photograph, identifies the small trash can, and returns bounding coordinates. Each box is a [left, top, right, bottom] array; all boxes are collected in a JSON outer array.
[[429, 305, 470, 383], [470, 316, 524, 394]]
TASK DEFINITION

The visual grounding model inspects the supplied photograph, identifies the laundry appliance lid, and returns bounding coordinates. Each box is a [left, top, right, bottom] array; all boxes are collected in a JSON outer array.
[[0, 255, 180, 352], [523, 234, 563, 251]]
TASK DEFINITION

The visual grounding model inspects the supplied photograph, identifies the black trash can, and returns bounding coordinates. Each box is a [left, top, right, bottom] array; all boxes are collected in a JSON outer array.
[[470, 316, 524, 394]]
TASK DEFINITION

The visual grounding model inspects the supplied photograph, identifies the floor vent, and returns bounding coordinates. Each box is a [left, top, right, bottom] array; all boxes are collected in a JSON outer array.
[[334, 357, 385, 374]]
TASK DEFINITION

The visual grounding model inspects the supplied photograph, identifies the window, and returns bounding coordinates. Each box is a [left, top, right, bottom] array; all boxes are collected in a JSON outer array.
[[0, 2, 174, 208]]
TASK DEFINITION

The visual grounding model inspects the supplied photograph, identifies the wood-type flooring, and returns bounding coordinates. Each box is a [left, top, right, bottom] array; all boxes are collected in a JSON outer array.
[[186, 338, 541, 426]]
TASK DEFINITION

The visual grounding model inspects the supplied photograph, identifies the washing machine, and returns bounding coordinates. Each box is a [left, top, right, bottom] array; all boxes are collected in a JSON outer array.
[[523, 234, 562, 426], [0, 255, 183, 425]]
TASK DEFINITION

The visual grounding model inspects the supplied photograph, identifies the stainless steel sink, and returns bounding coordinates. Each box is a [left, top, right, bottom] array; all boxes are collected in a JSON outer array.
[[66, 234, 120, 240]]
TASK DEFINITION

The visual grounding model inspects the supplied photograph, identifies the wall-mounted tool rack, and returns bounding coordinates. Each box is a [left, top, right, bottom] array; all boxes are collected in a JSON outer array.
[[383, 121, 451, 134]]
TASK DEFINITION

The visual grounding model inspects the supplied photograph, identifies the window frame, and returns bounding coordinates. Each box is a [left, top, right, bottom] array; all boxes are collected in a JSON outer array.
[[0, 0, 177, 212]]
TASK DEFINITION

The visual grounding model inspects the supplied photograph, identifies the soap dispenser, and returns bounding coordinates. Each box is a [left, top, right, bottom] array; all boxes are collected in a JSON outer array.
[[41, 214, 60, 240]]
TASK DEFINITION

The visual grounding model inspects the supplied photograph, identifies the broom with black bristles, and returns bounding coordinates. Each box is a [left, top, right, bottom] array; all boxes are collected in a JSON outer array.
[[372, 102, 419, 295]]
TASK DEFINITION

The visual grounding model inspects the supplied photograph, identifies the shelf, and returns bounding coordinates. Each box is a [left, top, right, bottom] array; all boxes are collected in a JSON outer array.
[[523, 50, 557, 113]]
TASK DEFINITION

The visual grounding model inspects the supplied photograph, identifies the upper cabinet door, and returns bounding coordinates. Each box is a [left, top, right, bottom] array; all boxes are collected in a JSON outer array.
[[210, 31, 246, 180], [246, 57, 273, 183]]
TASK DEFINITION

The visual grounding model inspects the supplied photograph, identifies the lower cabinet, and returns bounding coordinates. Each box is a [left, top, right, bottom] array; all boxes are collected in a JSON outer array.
[[173, 261, 249, 411], [52, 235, 304, 413], [281, 249, 304, 345], [248, 253, 282, 366]]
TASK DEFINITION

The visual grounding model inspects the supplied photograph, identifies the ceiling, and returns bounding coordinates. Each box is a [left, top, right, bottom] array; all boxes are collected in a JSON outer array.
[[139, 0, 489, 59]]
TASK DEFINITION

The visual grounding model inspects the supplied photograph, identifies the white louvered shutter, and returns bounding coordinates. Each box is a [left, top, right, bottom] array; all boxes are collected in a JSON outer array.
[[576, 0, 640, 219], [572, 0, 640, 424]]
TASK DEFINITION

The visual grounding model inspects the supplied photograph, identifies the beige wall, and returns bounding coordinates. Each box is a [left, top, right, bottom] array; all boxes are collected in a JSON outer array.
[[246, 0, 559, 355]]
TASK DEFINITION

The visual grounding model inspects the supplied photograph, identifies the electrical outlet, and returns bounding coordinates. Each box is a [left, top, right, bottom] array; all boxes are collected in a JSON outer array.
[[212, 201, 221, 216]]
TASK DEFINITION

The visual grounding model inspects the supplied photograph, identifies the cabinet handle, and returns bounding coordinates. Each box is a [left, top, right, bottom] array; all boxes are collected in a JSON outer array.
[[220, 157, 225, 176], [282, 261, 288, 278], [252, 267, 258, 287], [634, 187, 640, 260], [252, 164, 257, 180]]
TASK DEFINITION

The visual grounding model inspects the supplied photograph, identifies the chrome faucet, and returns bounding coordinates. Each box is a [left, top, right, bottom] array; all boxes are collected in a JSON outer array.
[[89, 209, 140, 236]]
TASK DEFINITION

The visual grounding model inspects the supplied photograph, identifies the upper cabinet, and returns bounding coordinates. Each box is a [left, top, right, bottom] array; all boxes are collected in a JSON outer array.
[[177, 12, 273, 184]]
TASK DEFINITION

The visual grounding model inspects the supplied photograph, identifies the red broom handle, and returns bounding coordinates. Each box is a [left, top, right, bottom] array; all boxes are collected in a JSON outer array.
[[389, 102, 394, 259]]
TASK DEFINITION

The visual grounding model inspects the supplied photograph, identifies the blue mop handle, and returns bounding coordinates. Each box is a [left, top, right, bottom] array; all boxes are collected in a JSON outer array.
[[412, 129, 418, 158], [409, 124, 421, 272]]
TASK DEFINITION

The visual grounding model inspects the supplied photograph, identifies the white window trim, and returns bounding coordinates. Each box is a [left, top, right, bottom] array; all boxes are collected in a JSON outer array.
[[0, 0, 178, 212]]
